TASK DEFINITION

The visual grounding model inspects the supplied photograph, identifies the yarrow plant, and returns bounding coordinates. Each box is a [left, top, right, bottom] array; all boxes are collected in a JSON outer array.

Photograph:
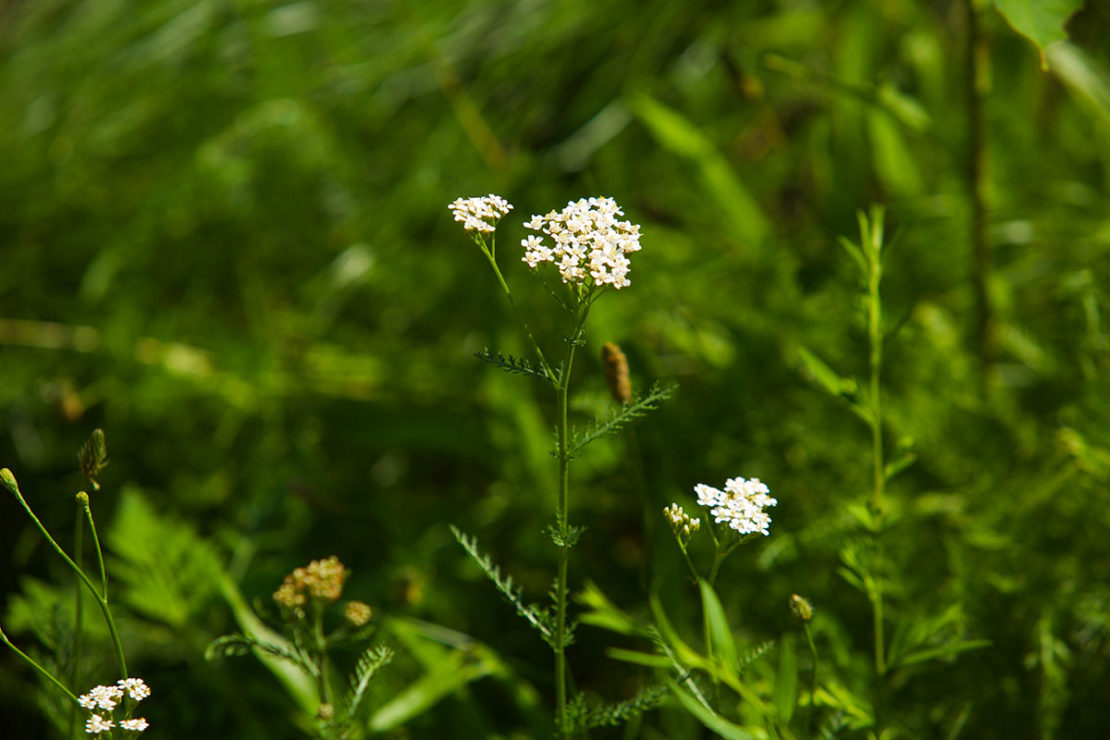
[[207, 556, 393, 740], [448, 193, 673, 737]]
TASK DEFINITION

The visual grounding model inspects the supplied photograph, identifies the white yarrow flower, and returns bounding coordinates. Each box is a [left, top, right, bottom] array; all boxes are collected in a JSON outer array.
[[119, 718, 150, 732], [85, 684, 123, 711], [85, 714, 114, 734], [448, 194, 514, 233], [694, 476, 777, 536], [117, 677, 151, 702], [521, 197, 641, 289]]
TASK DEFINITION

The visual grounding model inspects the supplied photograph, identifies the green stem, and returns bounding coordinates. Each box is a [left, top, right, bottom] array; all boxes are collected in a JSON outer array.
[[553, 304, 590, 739], [865, 209, 886, 680], [68, 503, 85, 740], [313, 608, 332, 705], [803, 622, 819, 739], [965, 0, 993, 374], [81, 496, 108, 599], [0, 623, 81, 707], [8, 487, 127, 678], [479, 237, 557, 382]]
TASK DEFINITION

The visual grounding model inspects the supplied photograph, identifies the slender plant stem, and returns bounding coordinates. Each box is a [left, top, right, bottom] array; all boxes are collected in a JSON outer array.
[[0, 624, 81, 707], [803, 622, 818, 739], [7, 487, 128, 677], [313, 610, 332, 705], [81, 495, 108, 599], [865, 210, 886, 680], [68, 502, 85, 740], [480, 241, 557, 382], [965, 0, 993, 373]]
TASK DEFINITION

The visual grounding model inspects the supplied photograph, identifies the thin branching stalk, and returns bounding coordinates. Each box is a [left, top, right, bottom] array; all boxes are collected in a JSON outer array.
[[0, 623, 81, 707], [79, 494, 108, 599], [7, 484, 127, 678], [68, 501, 84, 740]]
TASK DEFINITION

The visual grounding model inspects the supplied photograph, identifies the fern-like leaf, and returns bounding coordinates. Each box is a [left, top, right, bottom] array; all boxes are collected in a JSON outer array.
[[474, 348, 551, 381], [205, 633, 300, 663], [575, 685, 668, 730], [740, 640, 776, 671], [569, 382, 676, 453], [451, 526, 553, 640], [340, 644, 394, 724]]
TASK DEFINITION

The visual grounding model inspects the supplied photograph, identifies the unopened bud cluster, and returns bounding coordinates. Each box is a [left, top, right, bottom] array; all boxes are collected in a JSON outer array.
[[663, 503, 701, 544], [274, 556, 349, 609], [790, 594, 813, 623]]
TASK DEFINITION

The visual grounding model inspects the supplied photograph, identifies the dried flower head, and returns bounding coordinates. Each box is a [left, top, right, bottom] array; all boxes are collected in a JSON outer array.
[[601, 342, 631, 404], [448, 195, 514, 234], [344, 600, 373, 627], [78, 428, 109, 490], [274, 556, 349, 609], [663, 503, 701, 544], [522, 197, 641, 289], [695, 476, 777, 536]]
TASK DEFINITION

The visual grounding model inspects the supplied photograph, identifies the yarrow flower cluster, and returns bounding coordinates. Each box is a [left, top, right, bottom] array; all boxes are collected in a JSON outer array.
[[274, 555, 349, 609], [521, 197, 641, 289], [448, 194, 514, 233], [695, 476, 777, 536], [78, 678, 150, 735]]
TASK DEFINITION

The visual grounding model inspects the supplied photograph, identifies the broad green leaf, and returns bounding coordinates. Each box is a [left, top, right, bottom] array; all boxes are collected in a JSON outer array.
[[669, 682, 759, 740], [774, 634, 798, 725], [606, 647, 673, 669], [626, 92, 768, 246], [993, 0, 1083, 69], [699, 579, 739, 682]]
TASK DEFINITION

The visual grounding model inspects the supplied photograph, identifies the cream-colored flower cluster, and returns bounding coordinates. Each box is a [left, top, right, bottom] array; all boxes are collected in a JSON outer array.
[[78, 678, 150, 735], [521, 197, 641, 289], [695, 476, 777, 536], [448, 194, 514, 233]]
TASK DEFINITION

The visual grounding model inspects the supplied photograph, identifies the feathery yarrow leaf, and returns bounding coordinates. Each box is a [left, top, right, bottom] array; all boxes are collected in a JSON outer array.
[[341, 645, 394, 723], [474, 348, 551, 381], [204, 634, 299, 663], [450, 526, 553, 639], [569, 382, 676, 453], [576, 685, 668, 730]]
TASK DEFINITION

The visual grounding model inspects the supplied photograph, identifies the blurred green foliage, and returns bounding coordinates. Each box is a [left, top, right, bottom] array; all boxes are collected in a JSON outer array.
[[2, 0, 1110, 737]]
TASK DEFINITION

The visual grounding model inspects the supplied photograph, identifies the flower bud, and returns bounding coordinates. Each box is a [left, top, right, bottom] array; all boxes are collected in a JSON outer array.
[[345, 600, 373, 627], [790, 594, 813, 623], [0, 468, 19, 494]]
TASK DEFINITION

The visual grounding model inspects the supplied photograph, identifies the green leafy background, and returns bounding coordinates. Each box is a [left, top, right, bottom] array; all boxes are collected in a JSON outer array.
[[2, 0, 1109, 737]]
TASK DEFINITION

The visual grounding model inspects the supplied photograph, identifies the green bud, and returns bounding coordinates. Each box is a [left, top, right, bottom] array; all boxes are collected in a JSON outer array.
[[0, 468, 19, 494], [790, 594, 813, 623], [76, 491, 90, 507]]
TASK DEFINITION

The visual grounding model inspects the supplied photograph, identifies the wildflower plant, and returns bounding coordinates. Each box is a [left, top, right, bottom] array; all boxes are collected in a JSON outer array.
[[1, 430, 149, 740], [206, 556, 394, 740], [448, 194, 673, 737]]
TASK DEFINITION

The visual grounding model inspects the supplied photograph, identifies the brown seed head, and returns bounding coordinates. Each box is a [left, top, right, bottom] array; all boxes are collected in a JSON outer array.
[[601, 342, 631, 404]]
